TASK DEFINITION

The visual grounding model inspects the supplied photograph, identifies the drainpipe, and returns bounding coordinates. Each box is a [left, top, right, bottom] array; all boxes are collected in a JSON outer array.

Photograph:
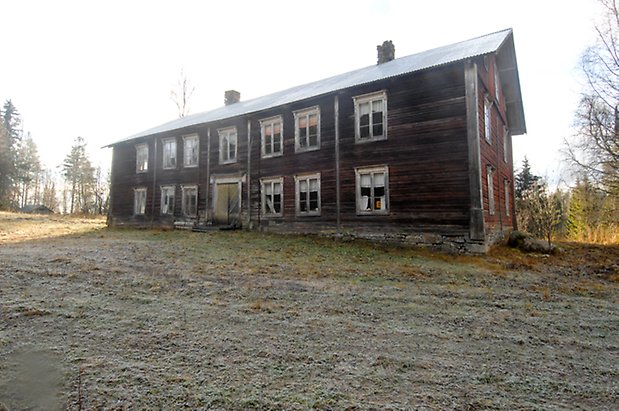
[[247, 118, 251, 228], [334, 94, 341, 232], [150, 138, 158, 228], [205, 127, 211, 223]]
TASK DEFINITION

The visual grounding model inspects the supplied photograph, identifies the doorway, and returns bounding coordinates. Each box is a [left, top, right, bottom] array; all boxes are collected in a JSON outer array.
[[214, 182, 240, 226]]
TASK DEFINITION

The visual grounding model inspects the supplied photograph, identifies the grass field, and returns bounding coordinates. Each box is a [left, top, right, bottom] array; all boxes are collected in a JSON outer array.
[[0, 212, 617, 410]]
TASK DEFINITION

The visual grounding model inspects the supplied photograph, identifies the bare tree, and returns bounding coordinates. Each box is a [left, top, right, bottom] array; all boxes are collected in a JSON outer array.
[[170, 68, 195, 118], [566, 0, 619, 193]]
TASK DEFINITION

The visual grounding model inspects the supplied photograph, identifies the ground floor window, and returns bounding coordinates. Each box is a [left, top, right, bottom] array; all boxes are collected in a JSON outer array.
[[160, 185, 175, 215], [261, 177, 283, 216], [134, 187, 147, 215], [356, 166, 388, 214], [295, 173, 320, 216], [486, 166, 495, 215], [182, 185, 198, 217]]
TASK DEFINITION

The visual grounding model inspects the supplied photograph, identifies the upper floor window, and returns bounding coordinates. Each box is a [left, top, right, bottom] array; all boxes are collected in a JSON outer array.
[[486, 165, 495, 215], [503, 126, 509, 163], [134, 187, 147, 215], [261, 177, 283, 217], [494, 62, 501, 102], [484, 99, 492, 144], [181, 185, 198, 217], [294, 107, 320, 152], [160, 185, 175, 215], [218, 127, 237, 164], [260, 116, 283, 158], [135, 143, 148, 173], [295, 173, 320, 216], [354, 91, 387, 142], [183, 134, 199, 167], [162, 138, 177, 169], [356, 166, 389, 215]]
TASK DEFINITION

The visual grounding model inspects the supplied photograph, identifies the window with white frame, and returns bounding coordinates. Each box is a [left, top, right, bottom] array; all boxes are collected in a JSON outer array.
[[162, 138, 177, 169], [295, 173, 320, 215], [503, 126, 509, 163], [183, 134, 199, 167], [486, 166, 495, 215], [181, 185, 198, 217], [294, 107, 320, 152], [494, 62, 501, 102], [261, 177, 283, 216], [218, 127, 237, 164], [354, 90, 387, 142], [356, 166, 389, 214], [136, 143, 148, 173], [504, 179, 510, 217], [160, 185, 175, 215], [260, 116, 283, 158], [484, 99, 492, 144], [134, 187, 147, 215]]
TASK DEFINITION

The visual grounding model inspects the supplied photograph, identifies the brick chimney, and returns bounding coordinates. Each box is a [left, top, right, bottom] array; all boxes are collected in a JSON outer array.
[[377, 40, 395, 65], [224, 90, 241, 105]]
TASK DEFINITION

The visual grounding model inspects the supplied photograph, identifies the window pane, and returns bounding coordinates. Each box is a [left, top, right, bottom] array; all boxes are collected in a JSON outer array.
[[300, 180, 308, 192], [309, 178, 318, 191], [308, 114, 317, 127], [265, 183, 272, 195], [300, 191, 307, 212], [360, 174, 371, 187], [372, 100, 383, 113], [299, 116, 307, 128], [273, 194, 281, 213], [374, 172, 385, 187], [309, 191, 318, 211], [359, 102, 370, 116], [274, 182, 281, 195]]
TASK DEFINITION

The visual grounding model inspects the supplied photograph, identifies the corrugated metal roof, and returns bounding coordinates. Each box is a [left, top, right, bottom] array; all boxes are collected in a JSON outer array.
[[109, 28, 516, 146]]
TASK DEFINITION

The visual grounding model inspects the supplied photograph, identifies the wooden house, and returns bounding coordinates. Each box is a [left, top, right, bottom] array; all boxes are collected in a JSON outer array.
[[106, 29, 526, 253]]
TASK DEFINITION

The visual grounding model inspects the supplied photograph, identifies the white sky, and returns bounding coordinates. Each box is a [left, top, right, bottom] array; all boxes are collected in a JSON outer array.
[[0, 0, 599, 184]]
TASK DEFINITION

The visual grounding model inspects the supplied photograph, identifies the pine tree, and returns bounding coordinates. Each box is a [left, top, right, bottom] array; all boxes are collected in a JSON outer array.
[[62, 137, 96, 214], [515, 157, 540, 200]]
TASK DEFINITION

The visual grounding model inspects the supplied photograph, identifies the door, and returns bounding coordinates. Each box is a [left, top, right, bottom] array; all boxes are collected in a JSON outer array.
[[214, 183, 240, 226]]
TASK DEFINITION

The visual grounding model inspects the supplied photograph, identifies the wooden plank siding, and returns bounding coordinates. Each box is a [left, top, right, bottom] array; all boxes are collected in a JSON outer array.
[[475, 55, 515, 236], [109, 54, 518, 250]]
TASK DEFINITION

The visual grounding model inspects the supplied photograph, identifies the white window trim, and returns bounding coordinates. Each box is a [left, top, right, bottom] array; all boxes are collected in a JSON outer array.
[[181, 184, 198, 217], [494, 62, 501, 102], [218, 127, 238, 165], [355, 165, 389, 215], [354, 90, 388, 143], [293, 106, 321, 153], [260, 177, 284, 217], [135, 143, 148, 173], [504, 179, 510, 217], [182, 134, 199, 168], [294, 173, 321, 216], [484, 98, 492, 144], [134, 187, 147, 215], [487, 166, 495, 216], [162, 137, 177, 170], [160, 185, 175, 215], [259, 115, 284, 159], [503, 126, 509, 163]]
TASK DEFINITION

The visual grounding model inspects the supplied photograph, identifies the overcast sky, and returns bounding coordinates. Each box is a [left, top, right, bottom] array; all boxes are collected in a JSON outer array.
[[0, 0, 599, 184]]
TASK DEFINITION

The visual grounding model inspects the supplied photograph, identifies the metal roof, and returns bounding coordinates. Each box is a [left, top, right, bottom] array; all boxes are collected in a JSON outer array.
[[109, 28, 523, 146]]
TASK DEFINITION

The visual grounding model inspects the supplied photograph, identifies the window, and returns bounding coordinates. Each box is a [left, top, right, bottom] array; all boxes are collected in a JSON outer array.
[[136, 143, 148, 173], [261, 177, 283, 216], [356, 166, 389, 214], [181, 185, 198, 217], [354, 91, 387, 142], [218, 127, 237, 164], [260, 116, 283, 158], [160, 185, 175, 215], [504, 179, 510, 217], [294, 107, 320, 152], [494, 62, 501, 102], [162, 138, 177, 169], [503, 126, 509, 163], [183, 134, 199, 167], [484, 99, 492, 144], [486, 166, 495, 215], [134, 187, 147, 215], [295, 173, 320, 216]]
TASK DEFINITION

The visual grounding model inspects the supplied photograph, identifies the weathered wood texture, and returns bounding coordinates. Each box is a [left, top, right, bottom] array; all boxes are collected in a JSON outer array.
[[109, 55, 518, 246]]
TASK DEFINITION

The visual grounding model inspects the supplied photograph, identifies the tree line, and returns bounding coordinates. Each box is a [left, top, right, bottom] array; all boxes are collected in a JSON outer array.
[[0, 100, 108, 214]]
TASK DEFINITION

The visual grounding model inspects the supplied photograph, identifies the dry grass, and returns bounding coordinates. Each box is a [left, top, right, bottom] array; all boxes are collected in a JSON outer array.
[[0, 213, 617, 410], [0, 211, 106, 245]]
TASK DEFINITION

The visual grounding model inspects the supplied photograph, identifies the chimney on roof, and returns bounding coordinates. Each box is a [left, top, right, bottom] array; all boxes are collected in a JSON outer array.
[[225, 90, 241, 105], [377, 40, 395, 64]]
